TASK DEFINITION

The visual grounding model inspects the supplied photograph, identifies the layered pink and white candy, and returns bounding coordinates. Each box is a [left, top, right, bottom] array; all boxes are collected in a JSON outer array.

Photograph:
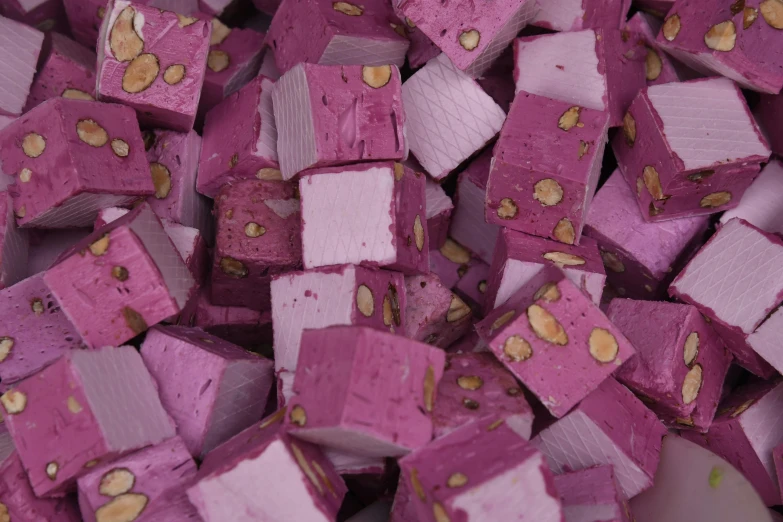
[[25, 33, 96, 112], [404, 273, 472, 348], [0, 15, 43, 117], [532, 0, 630, 32]]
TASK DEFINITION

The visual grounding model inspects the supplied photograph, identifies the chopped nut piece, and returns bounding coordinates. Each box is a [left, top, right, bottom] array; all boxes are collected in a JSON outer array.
[[332, 1, 363, 15], [459, 29, 480, 51], [85, 459, 100, 468], [148, 162, 172, 199], [18, 168, 31, 183], [578, 140, 590, 159], [210, 18, 232, 45], [553, 218, 575, 245], [649, 202, 664, 217], [663, 14, 681, 40], [478, 280, 487, 293], [709, 466, 724, 489], [600, 250, 625, 273], [16, 206, 25, 218], [761, 0, 783, 28], [588, 328, 619, 363], [623, 112, 636, 147], [111, 139, 129, 157], [177, 13, 198, 27], [390, 22, 407, 37], [491, 311, 516, 331], [109, 6, 144, 62], [97, 6, 105, 18], [67, 396, 82, 413], [229, 154, 238, 168], [503, 335, 533, 361], [31, 298, 44, 315], [683, 332, 699, 366], [259, 408, 287, 429], [704, 20, 737, 51], [487, 418, 504, 431], [676, 416, 695, 426], [220, 257, 248, 278], [423, 366, 435, 411], [447, 472, 468, 487], [645, 48, 662, 80], [636, 177, 644, 197], [387, 284, 401, 326], [77, 119, 109, 147], [394, 163, 404, 180], [497, 198, 518, 219], [457, 375, 483, 390], [0, 337, 13, 362], [290, 443, 323, 495], [99, 468, 136, 497], [700, 191, 732, 208], [0, 390, 26, 414], [413, 215, 425, 251], [290, 405, 307, 426], [95, 493, 149, 522], [528, 304, 568, 345], [542, 251, 586, 266], [89, 234, 110, 256], [311, 460, 337, 497], [533, 179, 564, 206], [558, 106, 581, 131], [534, 282, 561, 302], [643, 166, 665, 200], [744, 6, 759, 27], [0, 503, 8, 522], [123, 53, 160, 93], [22, 132, 46, 157], [731, 0, 746, 15], [163, 64, 185, 85], [446, 295, 471, 323], [356, 284, 374, 317], [207, 50, 230, 73], [433, 503, 450, 522], [46, 462, 58, 480], [362, 65, 392, 88], [440, 239, 471, 264], [687, 170, 715, 182], [731, 399, 754, 417], [256, 168, 283, 180], [382, 294, 393, 327], [244, 222, 266, 237], [112, 266, 129, 281], [410, 468, 425, 500], [142, 130, 155, 151], [122, 307, 147, 335], [62, 88, 94, 100], [682, 363, 703, 405]]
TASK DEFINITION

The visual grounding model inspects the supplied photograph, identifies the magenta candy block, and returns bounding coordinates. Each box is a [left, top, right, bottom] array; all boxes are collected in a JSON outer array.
[[428, 240, 468, 289], [585, 170, 709, 300], [404, 273, 472, 348], [258, 48, 280, 80], [721, 160, 783, 236], [0, 346, 175, 496], [63, 0, 109, 48], [681, 380, 783, 506], [300, 162, 428, 274], [265, 0, 408, 75], [211, 179, 301, 311], [0, 116, 14, 131], [0, 0, 67, 33], [286, 326, 445, 457], [625, 12, 691, 87], [555, 466, 633, 522], [0, 16, 43, 117], [533, 378, 666, 499], [613, 78, 770, 222], [141, 325, 275, 457], [486, 92, 609, 244], [748, 306, 783, 377], [532, 0, 631, 32], [607, 299, 732, 432], [0, 98, 154, 228], [273, 64, 406, 180], [96, 0, 211, 131], [77, 436, 198, 522], [403, 54, 506, 180], [424, 179, 452, 250], [399, 419, 564, 521], [755, 93, 783, 156], [432, 352, 533, 440], [44, 204, 196, 348], [0, 452, 81, 521], [454, 255, 490, 312], [0, 191, 28, 289]]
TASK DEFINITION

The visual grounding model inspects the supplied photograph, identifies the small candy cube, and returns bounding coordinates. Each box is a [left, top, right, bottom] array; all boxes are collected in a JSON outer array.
[[0, 16, 43, 117], [485, 91, 610, 244], [755, 92, 783, 156], [404, 273, 472, 348], [403, 54, 506, 180], [141, 325, 275, 457], [0, 191, 28, 289], [721, 159, 783, 236], [424, 179, 452, 250], [0, 98, 154, 228], [273, 64, 406, 180], [299, 162, 428, 274], [0, 346, 175, 496], [96, 1, 211, 131], [613, 78, 770, 221], [555, 466, 633, 522], [533, 378, 667, 498], [532, 0, 630, 32]]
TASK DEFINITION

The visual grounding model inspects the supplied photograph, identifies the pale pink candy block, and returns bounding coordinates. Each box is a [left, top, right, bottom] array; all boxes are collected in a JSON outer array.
[[748, 307, 783, 375], [0, 346, 176, 496], [555, 466, 633, 522], [403, 54, 506, 180], [631, 435, 774, 522], [26, 228, 91, 277], [94, 206, 130, 228], [0, 16, 43, 117], [532, 0, 631, 32], [424, 179, 452, 250], [0, 191, 28, 289], [404, 273, 472, 348], [720, 160, 783, 236]]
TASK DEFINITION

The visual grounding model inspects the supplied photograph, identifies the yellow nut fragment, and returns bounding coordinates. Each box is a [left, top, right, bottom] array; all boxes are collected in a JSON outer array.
[[534, 282, 561, 302], [457, 375, 483, 390], [356, 284, 374, 317], [0, 389, 26, 414], [177, 13, 198, 27], [256, 168, 283, 180], [682, 363, 703, 405], [433, 502, 450, 522], [423, 366, 435, 412], [440, 239, 470, 264], [645, 48, 662, 80], [459, 29, 480, 51], [0, 502, 9, 522], [89, 234, 110, 256], [553, 218, 575, 245], [22, 132, 46, 157], [290, 443, 323, 495], [600, 250, 625, 273], [497, 198, 518, 219], [123, 53, 160, 93], [704, 20, 737, 51], [588, 328, 619, 363], [413, 215, 425, 251], [210, 18, 232, 44], [447, 472, 468, 488], [446, 294, 471, 323], [207, 50, 230, 72], [67, 396, 83, 414], [527, 304, 568, 345], [491, 310, 515, 331], [149, 162, 172, 199], [700, 191, 732, 208], [99, 468, 136, 497], [533, 179, 564, 206], [259, 407, 287, 429], [761, 0, 783, 28], [94, 492, 149, 522], [18, 168, 32, 183], [62, 88, 94, 100], [77, 119, 109, 147], [122, 307, 147, 335], [684, 332, 699, 366], [163, 64, 185, 85], [663, 14, 681, 40], [623, 112, 636, 147], [109, 6, 144, 62], [333, 1, 363, 15], [31, 298, 44, 316], [112, 266, 129, 281], [362, 65, 392, 88], [503, 335, 533, 361], [643, 166, 665, 200], [220, 257, 248, 278], [558, 106, 581, 131], [744, 6, 759, 28], [290, 405, 307, 426], [543, 251, 585, 266], [111, 139, 129, 157], [46, 462, 58, 480], [0, 337, 13, 362], [410, 468, 426, 501], [731, 399, 754, 417], [244, 222, 266, 238]]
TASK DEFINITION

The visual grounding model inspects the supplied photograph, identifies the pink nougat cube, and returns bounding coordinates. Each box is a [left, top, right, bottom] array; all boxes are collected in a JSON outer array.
[[0, 0, 67, 32], [607, 299, 732, 432], [625, 12, 693, 87], [44, 203, 196, 348], [24, 33, 96, 112], [396, 0, 539, 78], [300, 163, 428, 274], [141, 325, 275, 457], [188, 412, 347, 522], [485, 227, 606, 311], [669, 218, 782, 377], [424, 179, 452, 250], [477, 267, 635, 418], [585, 170, 709, 300], [273, 64, 406, 180], [755, 92, 783, 156], [26, 228, 92, 278], [76, 436, 199, 522], [555, 466, 633, 522], [0, 191, 28, 289], [198, 73, 278, 198], [95, 1, 211, 132], [0, 98, 154, 228], [721, 159, 783, 236], [680, 380, 783, 506], [533, 378, 667, 499], [613, 78, 771, 222], [0, 346, 176, 496], [431, 352, 534, 439], [485, 91, 610, 245], [453, 255, 491, 312], [532, 0, 631, 32], [404, 273, 472, 348], [63, 0, 110, 48], [265, 0, 409, 75], [399, 419, 564, 522], [286, 326, 445, 457], [0, 16, 43, 118], [212, 179, 301, 311], [403, 54, 506, 180]]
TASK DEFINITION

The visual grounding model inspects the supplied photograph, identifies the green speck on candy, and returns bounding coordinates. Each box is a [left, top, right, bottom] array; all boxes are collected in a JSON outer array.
[[709, 466, 724, 489]]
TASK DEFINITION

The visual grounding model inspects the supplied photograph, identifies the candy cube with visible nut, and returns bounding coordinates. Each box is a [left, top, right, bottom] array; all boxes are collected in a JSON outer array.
[[607, 299, 732, 432], [424, 179, 452, 250], [625, 12, 690, 87], [0, 98, 154, 228], [613, 78, 770, 222], [585, 170, 709, 300], [453, 255, 491, 312], [485, 227, 606, 311], [404, 273, 472, 348], [532, 0, 630, 32], [403, 54, 506, 180], [393, 12, 439, 70], [485, 91, 610, 244], [140, 325, 275, 457], [300, 162, 428, 274], [286, 326, 445, 457], [273, 64, 406, 180], [96, 1, 211, 131], [554, 466, 633, 522], [265, 0, 409, 75], [478, 267, 635, 418], [533, 377, 667, 499], [431, 352, 534, 440], [0, 16, 43, 118], [76, 436, 199, 522], [212, 179, 301, 311], [755, 92, 783, 156], [399, 419, 564, 522], [0, 346, 176, 496], [721, 159, 783, 236], [0, 191, 28, 289], [24, 33, 96, 112], [44, 203, 196, 348]]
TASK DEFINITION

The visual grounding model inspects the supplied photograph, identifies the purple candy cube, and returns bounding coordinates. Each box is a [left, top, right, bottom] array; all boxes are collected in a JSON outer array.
[[0, 15, 43, 117], [404, 273, 472, 348], [532, 0, 631, 32], [625, 12, 694, 87], [63, 0, 110, 48], [0, 191, 27, 289], [453, 255, 490, 312], [424, 178, 452, 250], [485, 91, 610, 245], [555, 465, 633, 522], [26, 228, 91, 278], [0, 346, 175, 496], [721, 159, 783, 236], [429, 239, 471, 289], [286, 326, 445, 457]]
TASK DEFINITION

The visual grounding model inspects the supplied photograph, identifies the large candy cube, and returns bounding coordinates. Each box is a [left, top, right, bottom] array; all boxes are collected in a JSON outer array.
[[0, 98, 153, 228], [96, 1, 211, 131], [0, 191, 27, 289], [273, 63, 406, 180], [25, 33, 96, 112], [404, 273, 472, 348], [286, 326, 445, 457], [0, 16, 43, 117], [0, 346, 175, 496], [424, 179, 452, 250], [299, 162, 428, 274], [485, 91, 610, 244], [141, 326, 275, 457], [533, 378, 667, 498], [721, 159, 783, 236], [613, 78, 770, 222], [532, 0, 630, 32], [555, 466, 633, 522]]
